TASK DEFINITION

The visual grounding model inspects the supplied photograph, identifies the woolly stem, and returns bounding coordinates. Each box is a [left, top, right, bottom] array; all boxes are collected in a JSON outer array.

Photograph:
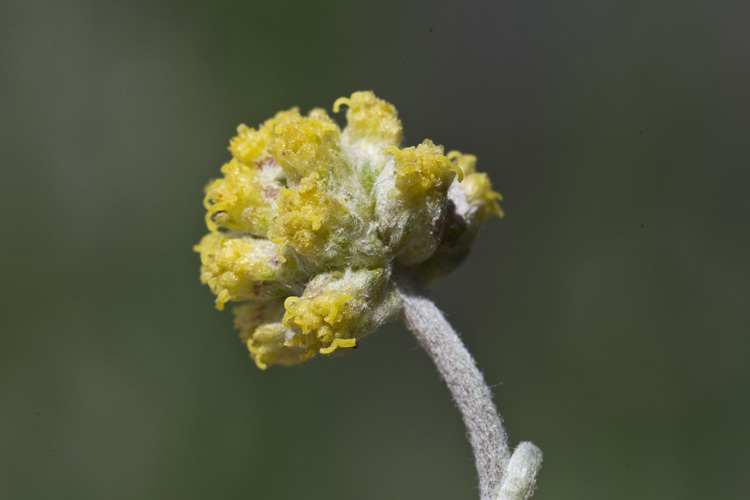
[[398, 285, 542, 500]]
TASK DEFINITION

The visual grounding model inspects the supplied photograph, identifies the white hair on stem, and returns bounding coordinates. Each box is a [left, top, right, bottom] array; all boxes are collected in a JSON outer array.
[[398, 283, 542, 500]]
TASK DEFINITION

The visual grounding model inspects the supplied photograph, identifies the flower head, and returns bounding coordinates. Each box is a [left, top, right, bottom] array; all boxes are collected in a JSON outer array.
[[195, 91, 502, 368]]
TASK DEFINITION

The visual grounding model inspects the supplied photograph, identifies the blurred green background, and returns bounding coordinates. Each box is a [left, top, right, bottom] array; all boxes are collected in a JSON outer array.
[[2, 1, 748, 499]]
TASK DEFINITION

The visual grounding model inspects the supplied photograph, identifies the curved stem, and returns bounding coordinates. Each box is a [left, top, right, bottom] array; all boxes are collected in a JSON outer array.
[[398, 284, 542, 500]]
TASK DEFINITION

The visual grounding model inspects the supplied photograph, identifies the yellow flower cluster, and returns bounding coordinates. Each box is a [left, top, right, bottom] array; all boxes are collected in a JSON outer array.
[[195, 232, 303, 310], [334, 91, 402, 145], [229, 109, 301, 165], [269, 112, 342, 180], [267, 173, 348, 261], [196, 91, 503, 368], [281, 269, 398, 360]]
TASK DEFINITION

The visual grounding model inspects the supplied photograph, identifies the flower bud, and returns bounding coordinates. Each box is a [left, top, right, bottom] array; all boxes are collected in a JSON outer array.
[[375, 140, 462, 265], [203, 158, 283, 236], [194, 232, 304, 310], [282, 269, 400, 359]]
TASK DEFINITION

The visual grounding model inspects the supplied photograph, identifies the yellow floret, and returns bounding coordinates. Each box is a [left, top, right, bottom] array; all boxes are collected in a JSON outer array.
[[448, 150, 503, 220], [334, 91, 402, 146], [282, 290, 356, 356], [229, 108, 301, 165], [388, 139, 463, 195], [202, 158, 280, 235], [447, 150, 477, 176], [234, 301, 305, 370], [248, 323, 306, 369], [283, 291, 352, 337], [463, 172, 504, 220], [269, 112, 342, 180], [194, 232, 300, 310], [267, 173, 348, 259]]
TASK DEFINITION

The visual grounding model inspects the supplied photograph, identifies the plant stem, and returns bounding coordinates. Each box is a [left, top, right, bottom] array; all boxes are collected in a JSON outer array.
[[398, 284, 542, 500]]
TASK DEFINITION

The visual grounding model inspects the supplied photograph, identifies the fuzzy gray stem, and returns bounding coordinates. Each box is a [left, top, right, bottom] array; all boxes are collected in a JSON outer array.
[[398, 285, 541, 500]]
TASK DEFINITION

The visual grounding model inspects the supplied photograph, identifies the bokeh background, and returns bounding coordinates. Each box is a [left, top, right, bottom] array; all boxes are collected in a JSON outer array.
[[2, 1, 748, 499]]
